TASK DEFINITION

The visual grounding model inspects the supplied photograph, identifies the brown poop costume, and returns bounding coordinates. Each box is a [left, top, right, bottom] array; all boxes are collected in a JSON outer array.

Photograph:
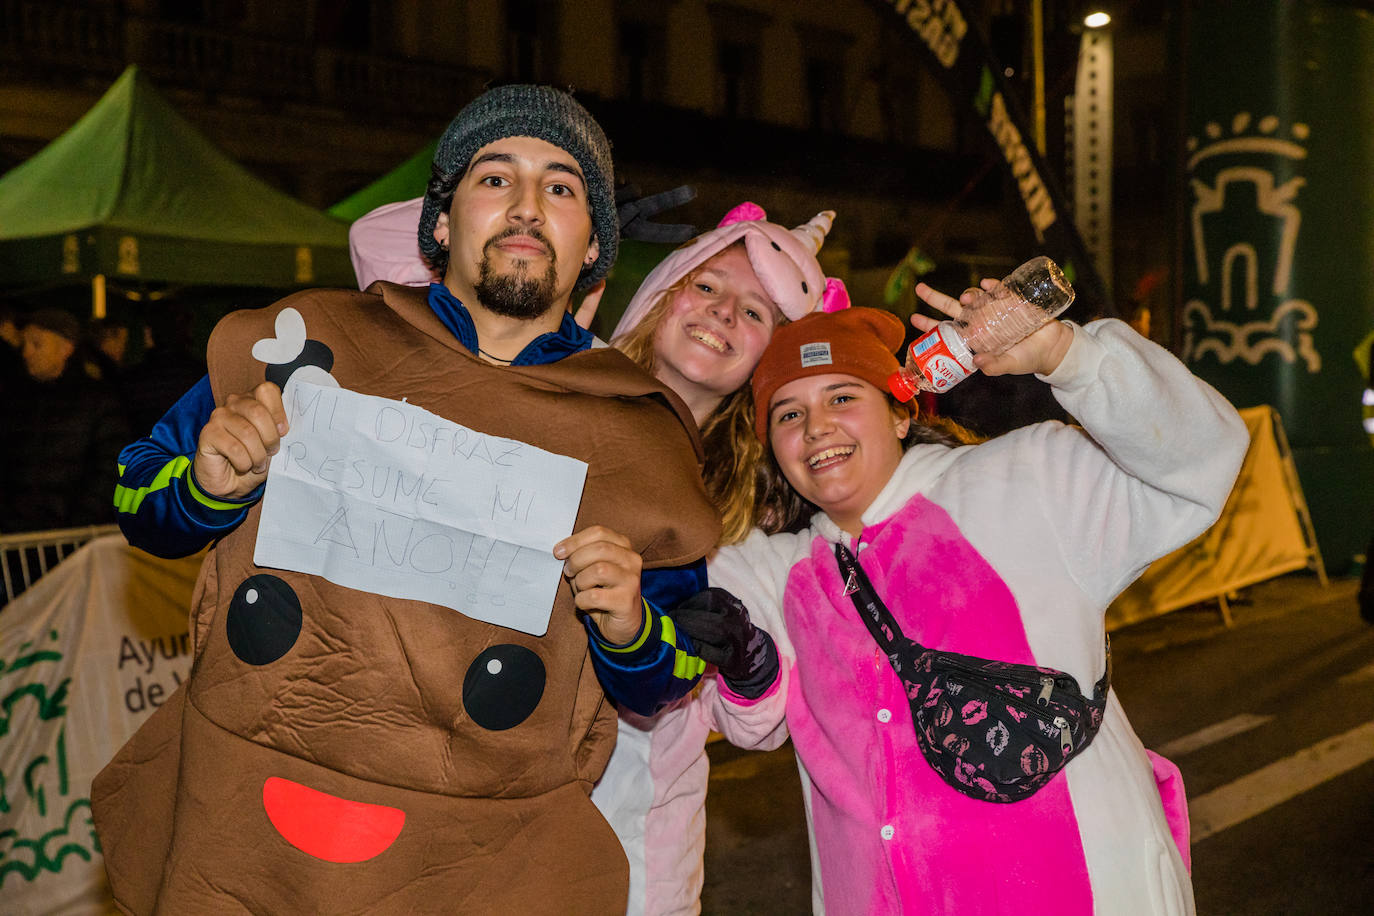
[[92, 282, 721, 914]]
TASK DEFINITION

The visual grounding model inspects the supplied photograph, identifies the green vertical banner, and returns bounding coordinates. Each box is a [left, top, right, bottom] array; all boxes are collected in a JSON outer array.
[[1181, 0, 1374, 570]]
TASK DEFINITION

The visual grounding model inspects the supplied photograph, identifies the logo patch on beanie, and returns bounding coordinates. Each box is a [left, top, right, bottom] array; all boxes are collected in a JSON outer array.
[[800, 341, 833, 367]]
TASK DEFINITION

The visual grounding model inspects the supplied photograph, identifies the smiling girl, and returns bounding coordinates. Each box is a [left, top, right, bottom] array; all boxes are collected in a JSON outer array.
[[710, 295, 1249, 915], [596, 202, 837, 914]]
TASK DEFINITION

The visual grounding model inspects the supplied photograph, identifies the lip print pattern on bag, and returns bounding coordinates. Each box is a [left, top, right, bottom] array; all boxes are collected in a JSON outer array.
[[837, 543, 1109, 803]]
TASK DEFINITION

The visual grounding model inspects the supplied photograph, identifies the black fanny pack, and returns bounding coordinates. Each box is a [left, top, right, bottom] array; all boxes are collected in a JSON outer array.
[[835, 543, 1109, 804]]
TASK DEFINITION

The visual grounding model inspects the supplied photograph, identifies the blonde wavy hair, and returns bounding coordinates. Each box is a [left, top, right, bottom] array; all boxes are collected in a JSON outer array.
[[613, 241, 778, 546]]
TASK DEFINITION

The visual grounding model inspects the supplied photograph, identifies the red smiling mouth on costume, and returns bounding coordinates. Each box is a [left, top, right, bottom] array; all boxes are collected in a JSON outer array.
[[262, 776, 406, 863]]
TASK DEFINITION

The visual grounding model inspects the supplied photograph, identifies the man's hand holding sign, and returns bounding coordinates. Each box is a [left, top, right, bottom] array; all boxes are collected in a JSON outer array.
[[554, 526, 646, 646], [193, 381, 288, 499]]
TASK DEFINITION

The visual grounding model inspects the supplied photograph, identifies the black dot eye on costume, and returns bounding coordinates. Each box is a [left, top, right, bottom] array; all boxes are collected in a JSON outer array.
[[264, 339, 335, 389], [463, 645, 546, 731], [227, 574, 304, 666]]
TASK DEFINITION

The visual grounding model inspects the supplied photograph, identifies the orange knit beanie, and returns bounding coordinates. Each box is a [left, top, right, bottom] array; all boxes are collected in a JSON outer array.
[[751, 306, 907, 441]]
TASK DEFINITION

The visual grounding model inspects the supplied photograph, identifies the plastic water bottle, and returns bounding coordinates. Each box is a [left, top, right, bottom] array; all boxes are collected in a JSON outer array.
[[888, 255, 1075, 400]]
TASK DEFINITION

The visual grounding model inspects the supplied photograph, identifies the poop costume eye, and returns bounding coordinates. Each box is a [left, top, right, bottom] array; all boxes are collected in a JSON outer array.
[[463, 645, 546, 731], [251, 307, 338, 389], [264, 338, 335, 389], [227, 574, 304, 665]]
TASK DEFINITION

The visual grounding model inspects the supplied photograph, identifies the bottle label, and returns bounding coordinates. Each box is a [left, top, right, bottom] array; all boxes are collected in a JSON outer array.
[[909, 326, 975, 392]]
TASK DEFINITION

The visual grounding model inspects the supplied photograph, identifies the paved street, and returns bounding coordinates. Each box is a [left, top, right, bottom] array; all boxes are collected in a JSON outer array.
[[700, 573, 1374, 914]]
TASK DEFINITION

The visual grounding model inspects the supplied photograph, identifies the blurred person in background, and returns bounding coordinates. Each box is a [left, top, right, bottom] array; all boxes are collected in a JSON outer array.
[[0, 308, 128, 532], [117, 306, 207, 435], [88, 316, 131, 382]]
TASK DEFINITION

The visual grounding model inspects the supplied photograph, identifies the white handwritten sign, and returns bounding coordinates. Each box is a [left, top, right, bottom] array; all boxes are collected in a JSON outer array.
[[253, 380, 588, 635]]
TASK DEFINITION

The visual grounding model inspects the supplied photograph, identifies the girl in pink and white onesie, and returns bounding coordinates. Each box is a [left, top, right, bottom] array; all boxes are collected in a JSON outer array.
[[708, 291, 1248, 915]]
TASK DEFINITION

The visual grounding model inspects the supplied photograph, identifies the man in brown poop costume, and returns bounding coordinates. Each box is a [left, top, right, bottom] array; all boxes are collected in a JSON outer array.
[[95, 84, 721, 914]]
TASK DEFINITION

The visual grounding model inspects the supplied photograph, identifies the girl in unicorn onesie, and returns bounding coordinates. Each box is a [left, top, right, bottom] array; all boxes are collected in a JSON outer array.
[[706, 288, 1249, 915], [348, 198, 835, 914]]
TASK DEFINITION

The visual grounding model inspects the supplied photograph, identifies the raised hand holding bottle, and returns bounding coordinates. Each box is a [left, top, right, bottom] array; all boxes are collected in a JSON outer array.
[[889, 256, 1075, 400]]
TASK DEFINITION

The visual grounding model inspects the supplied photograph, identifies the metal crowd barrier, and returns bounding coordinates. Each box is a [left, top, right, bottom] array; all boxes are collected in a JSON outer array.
[[0, 524, 121, 604]]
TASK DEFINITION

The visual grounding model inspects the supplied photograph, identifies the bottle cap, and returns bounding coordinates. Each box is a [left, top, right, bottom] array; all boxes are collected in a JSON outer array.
[[888, 370, 918, 403]]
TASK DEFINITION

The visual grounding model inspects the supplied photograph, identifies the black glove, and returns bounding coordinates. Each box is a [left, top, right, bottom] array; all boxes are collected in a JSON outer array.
[[669, 587, 779, 699]]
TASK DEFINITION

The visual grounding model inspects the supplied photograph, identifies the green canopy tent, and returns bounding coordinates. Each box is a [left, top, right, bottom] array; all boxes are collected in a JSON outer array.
[[0, 66, 354, 307], [327, 143, 681, 337]]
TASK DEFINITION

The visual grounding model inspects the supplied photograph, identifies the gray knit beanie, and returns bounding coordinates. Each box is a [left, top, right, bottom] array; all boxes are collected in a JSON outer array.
[[418, 84, 617, 291]]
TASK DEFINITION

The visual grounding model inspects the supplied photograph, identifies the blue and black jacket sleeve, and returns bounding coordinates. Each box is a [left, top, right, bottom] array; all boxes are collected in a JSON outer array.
[[583, 560, 709, 717], [113, 375, 261, 558]]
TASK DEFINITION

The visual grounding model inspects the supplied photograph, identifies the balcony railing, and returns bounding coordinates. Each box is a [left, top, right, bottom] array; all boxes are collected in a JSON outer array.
[[0, 0, 489, 121]]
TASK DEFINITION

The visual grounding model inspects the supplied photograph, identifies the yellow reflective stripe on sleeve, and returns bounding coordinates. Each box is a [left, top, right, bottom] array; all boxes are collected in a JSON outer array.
[[662, 615, 707, 681], [113, 455, 192, 514], [601, 599, 654, 654], [673, 648, 707, 682], [185, 465, 250, 511], [113, 455, 245, 514]]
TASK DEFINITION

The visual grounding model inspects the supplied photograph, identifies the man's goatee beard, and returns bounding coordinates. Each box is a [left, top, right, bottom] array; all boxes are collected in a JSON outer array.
[[474, 232, 559, 320]]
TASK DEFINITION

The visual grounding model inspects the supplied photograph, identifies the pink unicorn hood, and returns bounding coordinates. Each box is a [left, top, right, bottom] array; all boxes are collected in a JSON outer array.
[[611, 202, 835, 339], [347, 197, 435, 290]]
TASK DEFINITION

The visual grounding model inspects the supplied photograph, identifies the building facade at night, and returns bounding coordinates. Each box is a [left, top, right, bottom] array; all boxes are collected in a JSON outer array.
[[2, 0, 1176, 313]]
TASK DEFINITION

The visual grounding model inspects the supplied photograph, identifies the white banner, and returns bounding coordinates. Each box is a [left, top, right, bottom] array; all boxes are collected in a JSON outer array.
[[0, 536, 202, 915]]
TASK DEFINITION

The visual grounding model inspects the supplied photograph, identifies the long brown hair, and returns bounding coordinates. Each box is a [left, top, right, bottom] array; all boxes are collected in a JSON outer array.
[[612, 241, 777, 546], [754, 397, 982, 535], [700, 385, 767, 545]]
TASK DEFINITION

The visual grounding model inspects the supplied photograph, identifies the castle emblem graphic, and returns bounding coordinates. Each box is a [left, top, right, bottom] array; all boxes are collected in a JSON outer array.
[[1183, 113, 1320, 373]]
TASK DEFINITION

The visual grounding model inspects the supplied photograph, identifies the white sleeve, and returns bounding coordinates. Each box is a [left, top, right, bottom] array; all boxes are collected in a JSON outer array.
[[986, 319, 1248, 603], [694, 663, 793, 752], [700, 528, 807, 748]]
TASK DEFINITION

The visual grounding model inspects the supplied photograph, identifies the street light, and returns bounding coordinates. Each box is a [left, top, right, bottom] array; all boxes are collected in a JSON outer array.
[[1073, 7, 1114, 293]]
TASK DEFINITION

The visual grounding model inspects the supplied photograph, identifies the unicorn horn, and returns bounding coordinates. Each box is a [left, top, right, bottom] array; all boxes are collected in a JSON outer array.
[[792, 210, 836, 255]]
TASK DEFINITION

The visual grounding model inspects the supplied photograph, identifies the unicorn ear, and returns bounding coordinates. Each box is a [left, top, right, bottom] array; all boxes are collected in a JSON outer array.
[[718, 202, 767, 226], [821, 277, 850, 312], [792, 210, 836, 255]]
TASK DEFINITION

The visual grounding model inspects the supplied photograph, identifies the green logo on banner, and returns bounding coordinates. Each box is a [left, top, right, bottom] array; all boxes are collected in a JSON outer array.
[[1, 630, 98, 887], [1182, 113, 1320, 373]]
